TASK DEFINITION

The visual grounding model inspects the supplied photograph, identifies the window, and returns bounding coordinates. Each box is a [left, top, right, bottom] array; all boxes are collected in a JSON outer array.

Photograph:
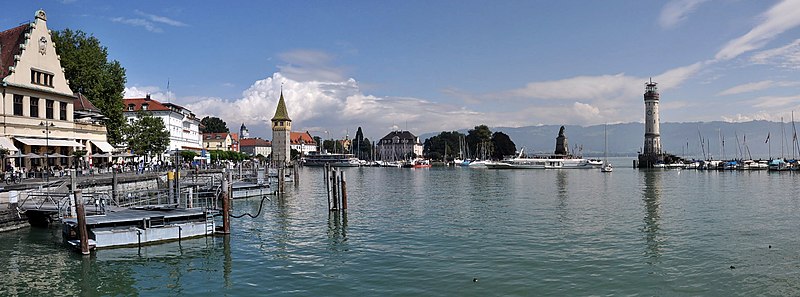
[[13, 95, 23, 116], [30, 69, 54, 87], [60, 102, 67, 120], [128, 104, 134, 111], [30, 97, 39, 117], [46, 100, 54, 119], [141, 103, 148, 111]]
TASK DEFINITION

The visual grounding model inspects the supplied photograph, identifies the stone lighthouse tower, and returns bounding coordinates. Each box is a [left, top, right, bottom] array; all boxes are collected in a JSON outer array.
[[271, 91, 292, 166], [637, 79, 681, 168], [643, 79, 661, 156]]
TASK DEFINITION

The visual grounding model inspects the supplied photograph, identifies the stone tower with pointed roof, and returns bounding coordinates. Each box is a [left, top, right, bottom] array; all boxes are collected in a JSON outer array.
[[271, 91, 291, 165]]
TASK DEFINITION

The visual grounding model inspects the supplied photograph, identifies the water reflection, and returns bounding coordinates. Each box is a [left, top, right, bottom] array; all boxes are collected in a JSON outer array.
[[556, 170, 569, 223], [641, 170, 662, 263], [327, 211, 348, 252], [223, 235, 232, 289]]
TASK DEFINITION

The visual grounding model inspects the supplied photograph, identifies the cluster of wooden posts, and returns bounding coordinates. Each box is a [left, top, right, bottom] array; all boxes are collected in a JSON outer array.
[[323, 164, 347, 212]]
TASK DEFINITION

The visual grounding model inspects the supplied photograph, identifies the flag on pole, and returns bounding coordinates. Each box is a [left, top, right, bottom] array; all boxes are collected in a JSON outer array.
[[766, 132, 770, 143]]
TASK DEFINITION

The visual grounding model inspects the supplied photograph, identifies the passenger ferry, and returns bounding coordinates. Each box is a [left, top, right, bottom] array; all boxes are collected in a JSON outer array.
[[302, 152, 360, 167]]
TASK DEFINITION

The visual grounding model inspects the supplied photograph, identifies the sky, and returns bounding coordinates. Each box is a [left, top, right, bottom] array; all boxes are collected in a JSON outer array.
[[4, 1, 800, 141]]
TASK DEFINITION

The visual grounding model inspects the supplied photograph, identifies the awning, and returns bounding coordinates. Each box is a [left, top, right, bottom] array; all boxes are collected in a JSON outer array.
[[15, 137, 85, 148], [0, 137, 19, 152], [90, 140, 116, 153]]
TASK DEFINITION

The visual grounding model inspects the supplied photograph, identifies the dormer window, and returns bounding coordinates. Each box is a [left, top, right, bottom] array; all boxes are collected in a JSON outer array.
[[141, 103, 148, 111], [128, 104, 134, 111]]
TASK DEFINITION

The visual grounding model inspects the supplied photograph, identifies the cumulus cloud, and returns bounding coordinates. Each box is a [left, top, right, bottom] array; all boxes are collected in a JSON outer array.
[[715, 0, 800, 61], [659, 0, 708, 29], [751, 39, 800, 69], [124, 86, 176, 102], [183, 73, 495, 139], [718, 80, 800, 96]]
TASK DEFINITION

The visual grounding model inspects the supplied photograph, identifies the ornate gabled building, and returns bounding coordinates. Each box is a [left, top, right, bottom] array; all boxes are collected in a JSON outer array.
[[0, 10, 111, 170], [377, 130, 423, 161], [271, 91, 291, 165]]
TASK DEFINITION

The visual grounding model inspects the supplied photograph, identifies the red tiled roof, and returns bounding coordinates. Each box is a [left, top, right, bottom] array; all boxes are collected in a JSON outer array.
[[123, 97, 171, 112], [73, 92, 100, 112], [203, 132, 230, 140], [240, 138, 271, 147], [291, 131, 316, 145], [0, 24, 29, 80]]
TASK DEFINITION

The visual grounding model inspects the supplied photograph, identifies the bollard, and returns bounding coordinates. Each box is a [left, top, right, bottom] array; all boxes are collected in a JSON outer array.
[[341, 171, 347, 210], [74, 190, 90, 255], [167, 171, 174, 205]]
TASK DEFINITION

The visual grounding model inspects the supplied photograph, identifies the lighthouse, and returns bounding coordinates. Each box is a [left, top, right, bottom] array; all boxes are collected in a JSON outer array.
[[643, 79, 661, 155], [636, 79, 681, 168]]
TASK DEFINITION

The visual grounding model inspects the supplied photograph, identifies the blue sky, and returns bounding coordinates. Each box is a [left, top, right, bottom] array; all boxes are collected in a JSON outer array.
[[4, 1, 800, 140]]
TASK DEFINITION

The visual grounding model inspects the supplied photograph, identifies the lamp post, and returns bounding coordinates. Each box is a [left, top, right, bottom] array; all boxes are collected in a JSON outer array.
[[40, 121, 54, 181]]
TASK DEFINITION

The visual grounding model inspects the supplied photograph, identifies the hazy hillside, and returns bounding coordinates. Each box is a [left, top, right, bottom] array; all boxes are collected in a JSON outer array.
[[420, 121, 799, 159]]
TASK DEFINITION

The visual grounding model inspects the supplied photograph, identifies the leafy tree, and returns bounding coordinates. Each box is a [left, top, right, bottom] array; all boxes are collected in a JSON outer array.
[[466, 125, 493, 159], [123, 112, 170, 161], [423, 131, 464, 161], [180, 150, 197, 161], [290, 149, 300, 160], [323, 139, 344, 153], [200, 116, 229, 133], [52, 29, 126, 145], [360, 138, 373, 160], [491, 132, 517, 159], [354, 127, 365, 159]]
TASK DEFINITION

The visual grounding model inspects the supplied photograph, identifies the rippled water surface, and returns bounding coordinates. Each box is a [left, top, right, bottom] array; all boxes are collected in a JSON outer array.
[[2, 162, 800, 296]]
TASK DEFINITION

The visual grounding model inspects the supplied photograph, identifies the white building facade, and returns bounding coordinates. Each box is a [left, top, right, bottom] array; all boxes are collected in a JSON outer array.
[[123, 95, 202, 154]]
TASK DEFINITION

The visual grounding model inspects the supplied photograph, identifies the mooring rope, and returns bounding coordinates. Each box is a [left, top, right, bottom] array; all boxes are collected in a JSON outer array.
[[229, 193, 272, 219]]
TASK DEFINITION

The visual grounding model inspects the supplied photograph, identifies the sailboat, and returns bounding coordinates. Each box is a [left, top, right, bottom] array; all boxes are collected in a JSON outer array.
[[601, 124, 613, 172]]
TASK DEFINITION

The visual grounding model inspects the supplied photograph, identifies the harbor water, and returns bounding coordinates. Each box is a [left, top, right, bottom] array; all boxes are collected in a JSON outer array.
[[2, 159, 799, 296]]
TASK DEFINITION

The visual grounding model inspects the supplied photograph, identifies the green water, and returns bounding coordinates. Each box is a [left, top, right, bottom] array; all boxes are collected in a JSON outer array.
[[2, 163, 800, 296]]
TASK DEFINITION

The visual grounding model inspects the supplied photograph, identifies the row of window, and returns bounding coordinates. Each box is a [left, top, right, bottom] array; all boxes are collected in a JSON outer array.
[[31, 69, 55, 87], [12, 94, 67, 120]]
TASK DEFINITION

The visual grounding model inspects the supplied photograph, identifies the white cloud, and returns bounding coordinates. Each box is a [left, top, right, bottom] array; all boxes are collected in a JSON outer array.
[[718, 80, 800, 96], [110, 17, 163, 33], [277, 50, 347, 82], [715, 0, 800, 61], [751, 95, 800, 109], [134, 10, 188, 27], [751, 39, 800, 69], [721, 112, 774, 122], [123, 86, 176, 102], [659, 0, 708, 29]]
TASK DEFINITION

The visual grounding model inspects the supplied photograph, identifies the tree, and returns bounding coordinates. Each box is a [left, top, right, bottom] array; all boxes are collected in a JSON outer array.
[[354, 127, 365, 159], [124, 112, 170, 160], [491, 132, 517, 159], [180, 150, 197, 161], [466, 125, 493, 159], [52, 29, 126, 145], [312, 136, 322, 152], [200, 116, 229, 133], [423, 131, 464, 161]]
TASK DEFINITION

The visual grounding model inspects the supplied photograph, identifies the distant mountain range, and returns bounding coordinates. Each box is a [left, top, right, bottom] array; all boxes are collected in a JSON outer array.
[[420, 120, 800, 159]]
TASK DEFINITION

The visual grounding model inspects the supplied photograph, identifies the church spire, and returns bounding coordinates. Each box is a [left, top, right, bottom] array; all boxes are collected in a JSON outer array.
[[271, 90, 291, 122]]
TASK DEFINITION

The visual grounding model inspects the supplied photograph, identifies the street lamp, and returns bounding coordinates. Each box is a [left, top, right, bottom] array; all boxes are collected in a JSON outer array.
[[40, 121, 55, 181]]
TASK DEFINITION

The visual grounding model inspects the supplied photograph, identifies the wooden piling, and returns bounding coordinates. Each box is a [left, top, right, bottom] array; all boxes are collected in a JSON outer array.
[[74, 190, 90, 255], [221, 171, 231, 234], [331, 169, 339, 210], [341, 171, 347, 210], [324, 164, 331, 209], [112, 169, 118, 204], [278, 166, 285, 194]]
